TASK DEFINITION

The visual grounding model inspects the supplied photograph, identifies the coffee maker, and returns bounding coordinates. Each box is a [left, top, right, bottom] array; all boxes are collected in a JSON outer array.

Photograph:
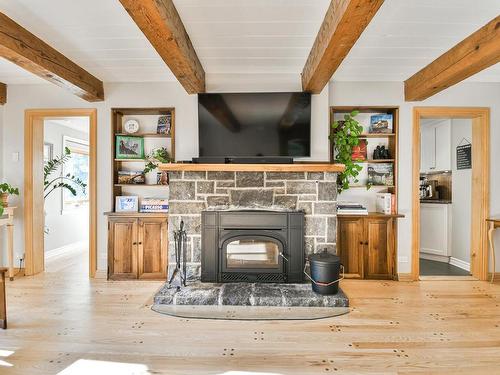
[[419, 177, 439, 200]]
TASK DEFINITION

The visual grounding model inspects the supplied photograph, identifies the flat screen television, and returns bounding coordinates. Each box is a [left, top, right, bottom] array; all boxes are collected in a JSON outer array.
[[198, 92, 311, 157]]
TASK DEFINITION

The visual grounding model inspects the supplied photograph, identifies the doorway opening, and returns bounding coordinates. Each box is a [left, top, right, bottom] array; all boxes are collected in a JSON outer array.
[[412, 107, 489, 281], [24, 109, 97, 278]]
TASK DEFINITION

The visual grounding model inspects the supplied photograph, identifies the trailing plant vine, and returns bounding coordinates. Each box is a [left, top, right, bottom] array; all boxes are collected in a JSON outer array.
[[143, 147, 172, 174], [330, 110, 364, 193]]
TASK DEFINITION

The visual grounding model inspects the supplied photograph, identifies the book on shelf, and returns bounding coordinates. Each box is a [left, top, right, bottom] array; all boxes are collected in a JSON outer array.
[[367, 163, 394, 186], [351, 139, 367, 161], [139, 197, 169, 213], [337, 202, 368, 215], [369, 114, 393, 134]]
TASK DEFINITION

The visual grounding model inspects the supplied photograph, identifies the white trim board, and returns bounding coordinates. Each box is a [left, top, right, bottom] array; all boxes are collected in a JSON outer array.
[[420, 252, 470, 272], [45, 241, 87, 260], [449, 257, 470, 272]]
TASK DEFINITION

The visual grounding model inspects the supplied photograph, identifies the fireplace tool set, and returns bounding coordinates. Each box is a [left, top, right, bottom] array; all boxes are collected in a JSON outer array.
[[168, 220, 188, 289]]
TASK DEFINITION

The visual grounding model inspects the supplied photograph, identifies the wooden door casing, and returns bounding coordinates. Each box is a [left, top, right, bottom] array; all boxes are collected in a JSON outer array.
[[138, 218, 167, 279]]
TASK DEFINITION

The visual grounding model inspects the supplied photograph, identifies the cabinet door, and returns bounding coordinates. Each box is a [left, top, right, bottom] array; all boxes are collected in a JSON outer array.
[[434, 121, 451, 171], [337, 217, 364, 278], [137, 218, 167, 279], [420, 203, 450, 257], [421, 126, 436, 172], [364, 218, 394, 279], [108, 218, 138, 280]]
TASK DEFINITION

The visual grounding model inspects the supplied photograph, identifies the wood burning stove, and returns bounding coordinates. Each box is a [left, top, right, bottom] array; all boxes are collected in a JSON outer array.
[[201, 211, 304, 283]]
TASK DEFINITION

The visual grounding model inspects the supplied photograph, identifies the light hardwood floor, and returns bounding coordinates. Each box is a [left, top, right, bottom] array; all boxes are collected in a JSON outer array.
[[1, 248, 500, 374]]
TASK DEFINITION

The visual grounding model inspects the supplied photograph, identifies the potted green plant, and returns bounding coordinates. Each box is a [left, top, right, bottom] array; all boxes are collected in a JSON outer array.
[[330, 110, 365, 193], [143, 147, 172, 175], [0, 183, 20, 207]]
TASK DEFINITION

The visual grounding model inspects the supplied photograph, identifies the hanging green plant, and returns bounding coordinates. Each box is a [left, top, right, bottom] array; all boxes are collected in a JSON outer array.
[[330, 110, 364, 193]]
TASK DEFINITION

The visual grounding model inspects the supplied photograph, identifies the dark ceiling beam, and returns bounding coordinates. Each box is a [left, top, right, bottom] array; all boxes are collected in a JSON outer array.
[[0, 12, 104, 102], [405, 16, 500, 101], [119, 0, 205, 94], [301, 0, 384, 94]]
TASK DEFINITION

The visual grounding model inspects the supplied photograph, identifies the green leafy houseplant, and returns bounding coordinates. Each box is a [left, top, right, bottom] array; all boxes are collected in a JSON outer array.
[[143, 147, 172, 174], [44, 147, 87, 200], [330, 110, 365, 193], [0, 182, 20, 208]]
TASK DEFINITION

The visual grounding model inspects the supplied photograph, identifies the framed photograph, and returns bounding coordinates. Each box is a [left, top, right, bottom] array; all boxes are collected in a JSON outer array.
[[115, 196, 139, 212], [367, 163, 394, 186], [118, 171, 145, 184], [115, 136, 144, 159], [43, 142, 53, 165], [369, 114, 393, 134], [157, 113, 172, 136]]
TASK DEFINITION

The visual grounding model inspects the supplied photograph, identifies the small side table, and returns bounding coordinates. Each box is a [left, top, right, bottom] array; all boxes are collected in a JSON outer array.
[[0, 267, 7, 329], [0, 207, 15, 281], [486, 217, 500, 283]]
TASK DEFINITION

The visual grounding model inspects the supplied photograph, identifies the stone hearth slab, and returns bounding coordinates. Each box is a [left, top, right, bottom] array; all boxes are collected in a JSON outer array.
[[154, 282, 348, 308]]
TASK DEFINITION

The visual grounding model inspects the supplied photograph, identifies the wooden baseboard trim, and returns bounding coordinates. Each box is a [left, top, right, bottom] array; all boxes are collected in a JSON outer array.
[[398, 273, 414, 282], [488, 273, 500, 281]]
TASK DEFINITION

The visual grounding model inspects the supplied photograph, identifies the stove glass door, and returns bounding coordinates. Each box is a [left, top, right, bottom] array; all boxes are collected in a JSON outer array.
[[225, 238, 281, 270]]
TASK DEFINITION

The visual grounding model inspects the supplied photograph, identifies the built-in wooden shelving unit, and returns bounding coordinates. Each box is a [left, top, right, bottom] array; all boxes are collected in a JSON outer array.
[[330, 106, 401, 280], [111, 107, 175, 212]]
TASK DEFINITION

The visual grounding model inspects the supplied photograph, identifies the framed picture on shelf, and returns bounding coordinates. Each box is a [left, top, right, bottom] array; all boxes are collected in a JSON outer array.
[[367, 163, 394, 186], [115, 135, 144, 159], [115, 196, 139, 212], [157, 113, 172, 135], [369, 114, 393, 134], [117, 171, 145, 184]]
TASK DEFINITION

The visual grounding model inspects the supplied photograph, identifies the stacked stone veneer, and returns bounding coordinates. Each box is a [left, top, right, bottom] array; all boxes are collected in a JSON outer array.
[[167, 171, 337, 280]]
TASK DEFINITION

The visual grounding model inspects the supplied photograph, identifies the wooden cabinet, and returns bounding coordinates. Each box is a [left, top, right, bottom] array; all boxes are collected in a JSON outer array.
[[107, 214, 167, 280], [337, 214, 398, 280], [337, 217, 364, 278], [420, 203, 451, 258]]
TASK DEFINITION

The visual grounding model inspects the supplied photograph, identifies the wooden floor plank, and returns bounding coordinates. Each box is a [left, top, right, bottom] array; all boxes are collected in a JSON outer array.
[[1, 248, 500, 374]]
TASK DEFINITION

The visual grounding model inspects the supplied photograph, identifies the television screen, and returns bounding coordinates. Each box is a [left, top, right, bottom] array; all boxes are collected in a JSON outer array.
[[198, 92, 311, 157]]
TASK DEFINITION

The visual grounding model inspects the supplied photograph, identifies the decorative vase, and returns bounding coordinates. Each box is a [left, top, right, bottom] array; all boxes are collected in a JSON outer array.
[[1, 193, 8, 207]]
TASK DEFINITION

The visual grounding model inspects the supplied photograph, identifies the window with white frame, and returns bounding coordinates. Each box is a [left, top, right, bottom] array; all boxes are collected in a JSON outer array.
[[62, 136, 89, 211]]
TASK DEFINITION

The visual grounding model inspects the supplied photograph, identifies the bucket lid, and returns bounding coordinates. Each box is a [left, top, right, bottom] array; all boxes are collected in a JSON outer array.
[[309, 250, 340, 265]]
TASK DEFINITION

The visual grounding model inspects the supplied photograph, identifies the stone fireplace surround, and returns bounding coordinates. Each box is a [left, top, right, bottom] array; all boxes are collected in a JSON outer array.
[[167, 170, 338, 281]]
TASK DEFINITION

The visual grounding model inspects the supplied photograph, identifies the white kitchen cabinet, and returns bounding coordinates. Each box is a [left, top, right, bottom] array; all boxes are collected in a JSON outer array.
[[420, 120, 451, 173], [434, 122, 451, 171], [420, 203, 452, 258], [421, 126, 436, 172]]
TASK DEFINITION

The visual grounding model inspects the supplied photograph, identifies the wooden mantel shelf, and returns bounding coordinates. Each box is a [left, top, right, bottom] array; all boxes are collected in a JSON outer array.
[[157, 163, 345, 173]]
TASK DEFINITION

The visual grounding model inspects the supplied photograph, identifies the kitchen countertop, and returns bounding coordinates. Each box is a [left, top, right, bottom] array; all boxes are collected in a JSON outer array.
[[420, 199, 452, 204]]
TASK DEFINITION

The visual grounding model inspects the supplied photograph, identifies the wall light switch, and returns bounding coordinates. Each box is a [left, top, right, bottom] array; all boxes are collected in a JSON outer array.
[[12, 152, 19, 162]]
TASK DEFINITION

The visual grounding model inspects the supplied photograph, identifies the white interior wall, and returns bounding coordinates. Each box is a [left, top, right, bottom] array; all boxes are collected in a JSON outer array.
[[329, 81, 500, 274], [1, 80, 498, 275], [0, 82, 329, 270], [450, 119, 472, 264], [43, 120, 89, 252]]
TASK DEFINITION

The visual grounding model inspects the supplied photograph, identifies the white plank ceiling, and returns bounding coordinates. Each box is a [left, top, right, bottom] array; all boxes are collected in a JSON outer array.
[[0, 0, 498, 89]]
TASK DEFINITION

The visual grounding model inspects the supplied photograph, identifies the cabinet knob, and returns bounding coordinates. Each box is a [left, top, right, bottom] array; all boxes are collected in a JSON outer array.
[[132, 242, 137, 245], [365, 241, 369, 245], [138, 242, 142, 245], [359, 241, 363, 245]]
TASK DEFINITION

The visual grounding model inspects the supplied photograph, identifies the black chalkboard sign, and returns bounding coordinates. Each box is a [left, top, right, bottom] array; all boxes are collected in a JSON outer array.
[[456, 143, 472, 170]]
